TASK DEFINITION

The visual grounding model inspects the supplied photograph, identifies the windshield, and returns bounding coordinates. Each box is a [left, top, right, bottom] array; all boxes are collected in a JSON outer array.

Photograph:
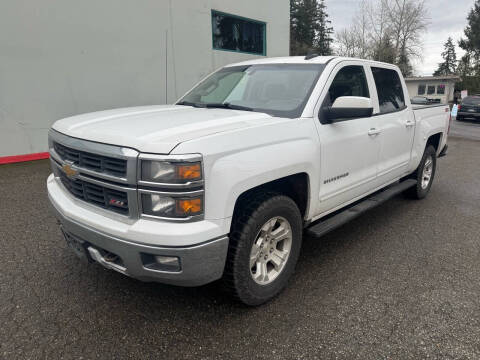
[[463, 96, 480, 106], [178, 64, 325, 118]]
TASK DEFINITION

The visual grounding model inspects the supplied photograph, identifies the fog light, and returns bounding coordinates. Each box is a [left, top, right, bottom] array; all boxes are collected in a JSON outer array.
[[142, 253, 181, 272], [154, 255, 181, 272]]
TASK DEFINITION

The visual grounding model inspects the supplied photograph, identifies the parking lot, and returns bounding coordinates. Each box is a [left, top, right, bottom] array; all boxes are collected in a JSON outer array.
[[1, 120, 480, 359]]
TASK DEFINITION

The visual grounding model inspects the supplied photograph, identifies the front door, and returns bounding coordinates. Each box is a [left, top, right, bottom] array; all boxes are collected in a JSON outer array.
[[314, 62, 381, 215]]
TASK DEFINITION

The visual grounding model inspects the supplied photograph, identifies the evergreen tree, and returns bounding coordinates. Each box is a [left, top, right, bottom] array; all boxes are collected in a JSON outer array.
[[397, 46, 413, 77], [373, 34, 396, 64], [290, 0, 334, 56], [433, 37, 457, 76], [459, 0, 480, 60], [314, 0, 334, 55], [458, 0, 480, 92]]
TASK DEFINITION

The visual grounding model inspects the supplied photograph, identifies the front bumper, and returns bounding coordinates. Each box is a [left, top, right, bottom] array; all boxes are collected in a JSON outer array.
[[51, 203, 229, 286], [47, 174, 229, 286]]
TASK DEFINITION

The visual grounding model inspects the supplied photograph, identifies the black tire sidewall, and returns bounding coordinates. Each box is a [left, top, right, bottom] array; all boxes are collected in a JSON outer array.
[[231, 196, 302, 305], [414, 145, 437, 199]]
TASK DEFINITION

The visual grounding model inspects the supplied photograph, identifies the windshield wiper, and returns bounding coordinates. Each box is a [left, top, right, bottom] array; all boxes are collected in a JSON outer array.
[[204, 103, 254, 112], [176, 101, 206, 108]]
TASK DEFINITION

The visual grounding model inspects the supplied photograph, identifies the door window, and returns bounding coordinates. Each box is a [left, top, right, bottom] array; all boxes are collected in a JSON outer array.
[[325, 66, 370, 107], [371, 67, 406, 113]]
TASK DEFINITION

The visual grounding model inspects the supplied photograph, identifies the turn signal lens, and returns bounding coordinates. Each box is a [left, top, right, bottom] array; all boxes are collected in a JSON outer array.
[[177, 163, 201, 180], [176, 198, 202, 216]]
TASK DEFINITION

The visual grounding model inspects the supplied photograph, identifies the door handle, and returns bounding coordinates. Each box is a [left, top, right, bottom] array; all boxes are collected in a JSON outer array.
[[406, 121, 415, 128], [368, 128, 381, 136]]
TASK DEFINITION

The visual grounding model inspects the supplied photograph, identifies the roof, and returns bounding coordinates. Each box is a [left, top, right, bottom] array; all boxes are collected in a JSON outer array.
[[225, 56, 399, 68], [225, 56, 337, 67], [405, 75, 461, 82]]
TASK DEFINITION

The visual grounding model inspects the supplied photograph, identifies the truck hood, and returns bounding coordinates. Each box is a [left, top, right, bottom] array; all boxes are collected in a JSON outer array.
[[52, 105, 274, 154]]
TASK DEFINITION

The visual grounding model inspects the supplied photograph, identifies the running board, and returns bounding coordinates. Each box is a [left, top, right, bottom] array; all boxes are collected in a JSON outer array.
[[306, 179, 417, 238]]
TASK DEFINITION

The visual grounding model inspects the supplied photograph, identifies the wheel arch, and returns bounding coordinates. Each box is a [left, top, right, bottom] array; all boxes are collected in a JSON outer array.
[[231, 173, 311, 231], [426, 132, 443, 153]]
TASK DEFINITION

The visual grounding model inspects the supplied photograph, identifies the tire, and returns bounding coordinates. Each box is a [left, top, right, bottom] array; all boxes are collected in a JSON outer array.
[[406, 145, 437, 199], [223, 192, 303, 306]]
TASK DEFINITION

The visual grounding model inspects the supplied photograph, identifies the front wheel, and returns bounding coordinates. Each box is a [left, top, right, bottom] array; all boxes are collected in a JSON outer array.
[[407, 145, 437, 199], [223, 193, 303, 306]]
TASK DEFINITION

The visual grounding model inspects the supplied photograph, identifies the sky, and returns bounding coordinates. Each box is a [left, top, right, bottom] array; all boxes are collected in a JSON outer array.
[[326, 0, 475, 75]]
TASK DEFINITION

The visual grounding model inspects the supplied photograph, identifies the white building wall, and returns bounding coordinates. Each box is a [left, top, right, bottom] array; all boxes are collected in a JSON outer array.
[[0, 0, 289, 157], [406, 80, 456, 104]]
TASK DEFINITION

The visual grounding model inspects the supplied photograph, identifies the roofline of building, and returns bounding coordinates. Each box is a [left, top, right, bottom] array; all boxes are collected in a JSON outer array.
[[405, 75, 461, 81]]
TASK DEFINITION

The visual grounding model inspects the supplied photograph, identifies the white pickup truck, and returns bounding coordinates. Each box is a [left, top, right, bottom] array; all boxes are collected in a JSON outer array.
[[47, 56, 450, 305]]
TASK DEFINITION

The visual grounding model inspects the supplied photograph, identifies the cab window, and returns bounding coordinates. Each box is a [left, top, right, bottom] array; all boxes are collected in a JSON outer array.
[[371, 67, 406, 113]]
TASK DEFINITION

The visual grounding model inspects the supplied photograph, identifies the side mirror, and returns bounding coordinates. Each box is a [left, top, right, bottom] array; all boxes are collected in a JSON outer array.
[[322, 96, 373, 123]]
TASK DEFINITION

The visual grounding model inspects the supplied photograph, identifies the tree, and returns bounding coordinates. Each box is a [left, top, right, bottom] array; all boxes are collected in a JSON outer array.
[[334, 0, 428, 73], [397, 46, 413, 76], [433, 38, 457, 76], [458, 1, 480, 93], [290, 0, 334, 56], [386, 0, 428, 63], [334, 0, 371, 58], [374, 34, 396, 63], [459, 0, 480, 60], [314, 0, 334, 55]]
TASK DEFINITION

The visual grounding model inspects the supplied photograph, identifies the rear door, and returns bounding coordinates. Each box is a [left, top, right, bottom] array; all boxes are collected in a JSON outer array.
[[369, 66, 415, 184], [313, 61, 381, 215]]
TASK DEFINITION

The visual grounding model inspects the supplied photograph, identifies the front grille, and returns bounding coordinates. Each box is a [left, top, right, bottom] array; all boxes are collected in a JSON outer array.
[[59, 172, 129, 215], [54, 142, 127, 177]]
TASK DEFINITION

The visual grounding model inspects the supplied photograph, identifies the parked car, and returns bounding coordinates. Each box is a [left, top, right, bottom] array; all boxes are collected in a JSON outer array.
[[411, 96, 429, 104], [411, 96, 441, 105], [47, 56, 450, 305], [457, 95, 480, 121]]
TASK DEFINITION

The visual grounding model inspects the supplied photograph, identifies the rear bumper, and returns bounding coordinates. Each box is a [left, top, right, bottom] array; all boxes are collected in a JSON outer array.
[[50, 202, 229, 286], [457, 112, 480, 119]]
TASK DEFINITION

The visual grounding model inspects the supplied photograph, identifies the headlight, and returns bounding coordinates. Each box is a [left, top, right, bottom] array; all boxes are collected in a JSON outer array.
[[141, 160, 202, 184], [138, 155, 204, 220], [141, 193, 203, 218]]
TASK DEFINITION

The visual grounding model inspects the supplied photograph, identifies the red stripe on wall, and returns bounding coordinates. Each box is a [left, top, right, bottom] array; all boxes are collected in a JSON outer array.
[[0, 152, 50, 165]]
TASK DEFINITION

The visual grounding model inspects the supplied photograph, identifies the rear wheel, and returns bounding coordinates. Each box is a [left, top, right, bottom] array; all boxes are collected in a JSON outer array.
[[407, 145, 437, 199], [223, 193, 303, 306]]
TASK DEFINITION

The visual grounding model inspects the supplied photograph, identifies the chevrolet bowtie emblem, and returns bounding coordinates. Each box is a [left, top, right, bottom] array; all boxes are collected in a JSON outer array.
[[62, 163, 78, 178]]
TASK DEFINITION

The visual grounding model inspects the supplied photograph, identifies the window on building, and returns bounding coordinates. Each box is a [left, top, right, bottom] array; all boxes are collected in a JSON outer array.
[[326, 66, 370, 106], [371, 67, 405, 113], [437, 84, 446, 95], [418, 84, 426, 95], [211, 10, 266, 56], [427, 85, 435, 95]]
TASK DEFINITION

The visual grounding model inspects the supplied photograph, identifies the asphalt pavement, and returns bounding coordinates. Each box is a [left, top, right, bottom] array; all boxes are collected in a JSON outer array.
[[450, 116, 480, 141], [1, 125, 480, 359]]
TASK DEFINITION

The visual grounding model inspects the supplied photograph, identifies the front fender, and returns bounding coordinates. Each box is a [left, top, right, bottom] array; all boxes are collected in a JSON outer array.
[[206, 138, 318, 221], [171, 117, 321, 229]]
